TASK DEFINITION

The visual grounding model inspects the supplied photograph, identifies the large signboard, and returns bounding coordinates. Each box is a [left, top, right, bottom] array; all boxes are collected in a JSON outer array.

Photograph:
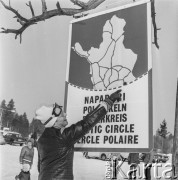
[[64, 0, 153, 152]]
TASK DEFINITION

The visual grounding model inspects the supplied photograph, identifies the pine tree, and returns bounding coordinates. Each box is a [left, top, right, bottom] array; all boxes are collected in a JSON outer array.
[[154, 130, 162, 150], [6, 99, 16, 130], [7, 99, 15, 110], [11, 113, 20, 132], [157, 119, 170, 153], [20, 113, 30, 137], [158, 119, 168, 138], [29, 118, 36, 133], [164, 133, 173, 153], [29, 118, 45, 135], [1, 99, 31, 137]]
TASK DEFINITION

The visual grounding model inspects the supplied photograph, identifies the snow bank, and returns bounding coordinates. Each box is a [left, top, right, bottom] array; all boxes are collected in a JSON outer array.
[[0, 145, 173, 180]]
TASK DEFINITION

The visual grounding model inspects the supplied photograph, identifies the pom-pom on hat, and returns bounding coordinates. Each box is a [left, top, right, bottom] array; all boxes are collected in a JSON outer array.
[[35, 105, 58, 128]]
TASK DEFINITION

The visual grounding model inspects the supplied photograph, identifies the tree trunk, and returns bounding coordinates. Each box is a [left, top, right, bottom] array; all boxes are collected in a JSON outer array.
[[172, 79, 178, 179]]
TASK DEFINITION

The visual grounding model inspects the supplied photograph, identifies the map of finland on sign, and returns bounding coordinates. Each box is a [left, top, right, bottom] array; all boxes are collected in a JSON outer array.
[[65, 0, 153, 152], [72, 15, 137, 89]]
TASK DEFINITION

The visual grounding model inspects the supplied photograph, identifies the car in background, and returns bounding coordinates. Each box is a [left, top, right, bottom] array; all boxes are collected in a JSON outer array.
[[0, 132, 6, 145], [4, 132, 26, 146], [152, 153, 169, 163], [83, 151, 121, 161], [139, 152, 169, 163], [0, 127, 10, 136]]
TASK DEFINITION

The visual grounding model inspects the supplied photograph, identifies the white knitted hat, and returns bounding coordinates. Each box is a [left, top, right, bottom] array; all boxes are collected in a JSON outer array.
[[35, 106, 58, 128]]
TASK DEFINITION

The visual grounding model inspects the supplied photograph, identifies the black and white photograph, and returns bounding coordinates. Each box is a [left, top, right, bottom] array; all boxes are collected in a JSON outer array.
[[0, 0, 178, 179]]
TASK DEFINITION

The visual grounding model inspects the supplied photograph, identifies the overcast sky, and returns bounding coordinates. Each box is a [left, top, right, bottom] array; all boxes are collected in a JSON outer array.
[[0, 0, 178, 134]]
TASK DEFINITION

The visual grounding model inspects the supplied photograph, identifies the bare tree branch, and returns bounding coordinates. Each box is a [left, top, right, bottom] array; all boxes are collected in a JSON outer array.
[[84, 0, 105, 10], [151, 0, 160, 49], [41, 0, 47, 13], [1, 23, 31, 43], [0, 0, 105, 43], [0, 0, 28, 22], [56, 2, 63, 14], [26, 1, 35, 17], [70, 0, 89, 9], [0, 0, 160, 48]]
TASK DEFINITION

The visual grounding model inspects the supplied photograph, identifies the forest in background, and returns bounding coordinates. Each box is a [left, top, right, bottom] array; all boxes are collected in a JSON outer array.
[[1, 99, 173, 153]]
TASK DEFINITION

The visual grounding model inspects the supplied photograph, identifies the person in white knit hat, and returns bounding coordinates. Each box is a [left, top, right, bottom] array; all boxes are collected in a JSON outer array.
[[35, 105, 64, 128], [36, 90, 122, 180]]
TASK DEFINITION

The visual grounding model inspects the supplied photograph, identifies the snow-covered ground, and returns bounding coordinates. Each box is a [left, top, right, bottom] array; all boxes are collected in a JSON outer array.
[[0, 145, 173, 180]]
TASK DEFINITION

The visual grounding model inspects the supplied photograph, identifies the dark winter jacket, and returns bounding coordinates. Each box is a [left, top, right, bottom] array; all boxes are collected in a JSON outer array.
[[37, 104, 107, 180], [128, 153, 140, 165]]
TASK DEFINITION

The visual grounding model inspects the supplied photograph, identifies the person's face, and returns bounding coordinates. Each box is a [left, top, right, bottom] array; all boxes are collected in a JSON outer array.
[[54, 110, 68, 128], [27, 142, 32, 149]]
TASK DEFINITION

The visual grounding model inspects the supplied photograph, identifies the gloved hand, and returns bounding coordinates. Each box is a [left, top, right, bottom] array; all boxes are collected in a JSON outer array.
[[109, 89, 122, 103], [104, 90, 122, 110]]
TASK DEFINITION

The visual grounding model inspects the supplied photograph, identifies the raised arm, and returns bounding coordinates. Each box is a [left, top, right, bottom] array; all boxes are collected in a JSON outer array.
[[62, 90, 122, 144]]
